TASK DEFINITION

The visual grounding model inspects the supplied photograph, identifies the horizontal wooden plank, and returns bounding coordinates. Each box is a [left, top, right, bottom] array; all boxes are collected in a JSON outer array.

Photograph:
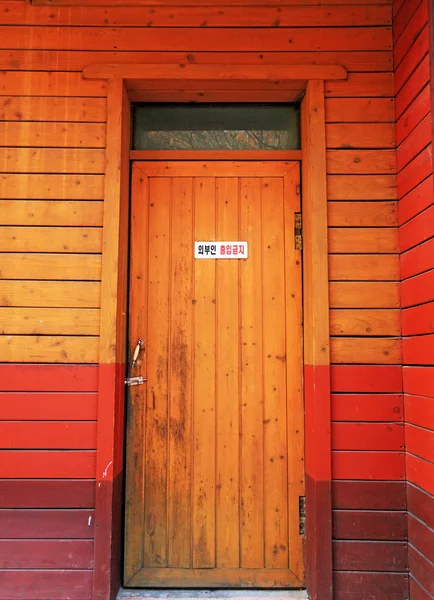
[[333, 540, 408, 571], [0, 50, 393, 73], [393, 0, 420, 42], [400, 204, 434, 253], [330, 309, 400, 336], [0, 72, 106, 97], [325, 98, 395, 123], [0, 392, 98, 421], [331, 337, 402, 364], [0, 174, 104, 199], [405, 394, 434, 430], [408, 482, 434, 528], [333, 510, 407, 539], [0, 122, 106, 148], [394, 0, 428, 68], [0, 96, 106, 122], [0, 480, 96, 508], [332, 422, 404, 450], [409, 576, 432, 600], [401, 238, 434, 281], [1, 3, 393, 27], [396, 84, 430, 146], [399, 175, 433, 226], [328, 175, 397, 200], [395, 26, 429, 94], [326, 150, 396, 175], [328, 201, 398, 227], [0, 364, 99, 392], [329, 282, 400, 308], [129, 89, 302, 102], [329, 228, 399, 253], [0, 227, 102, 253], [88, 63, 346, 81], [0, 308, 100, 335], [0, 422, 97, 450], [332, 481, 407, 510], [0, 254, 102, 281], [0, 336, 99, 363], [397, 145, 432, 199], [138, 160, 294, 177], [331, 365, 402, 392], [0, 26, 393, 52], [401, 269, 434, 308], [0, 570, 93, 600], [406, 424, 434, 464], [397, 114, 431, 173], [0, 452, 96, 479], [409, 545, 434, 597], [0, 539, 93, 570], [334, 572, 409, 600], [0, 148, 105, 174], [403, 334, 434, 366], [326, 123, 395, 149], [325, 73, 394, 98], [332, 393, 403, 421], [332, 451, 405, 480], [395, 55, 430, 120], [407, 454, 434, 497], [30, 0, 395, 6], [329, 255, 399, 281], [403, 366, 434, 399], [0, 201, 103, 226], [0, 281, 100, 307]]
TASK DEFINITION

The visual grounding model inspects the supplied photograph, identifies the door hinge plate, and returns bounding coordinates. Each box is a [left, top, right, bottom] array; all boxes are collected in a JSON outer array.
[[294, 212, 302, 250], [125, 376, 147, 387], [299, 495, 306, 536]]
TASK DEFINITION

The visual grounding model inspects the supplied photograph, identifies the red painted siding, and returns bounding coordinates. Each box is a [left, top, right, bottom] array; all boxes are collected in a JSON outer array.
[[0, 365, 97, 600], [394, 0, 434, 598]]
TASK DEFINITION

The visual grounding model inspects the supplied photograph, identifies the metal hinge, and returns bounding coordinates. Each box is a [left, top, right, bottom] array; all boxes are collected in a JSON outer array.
[[125, 376, 147, 387], [294, 212, 302, 250], [299, 496, 306, 536]]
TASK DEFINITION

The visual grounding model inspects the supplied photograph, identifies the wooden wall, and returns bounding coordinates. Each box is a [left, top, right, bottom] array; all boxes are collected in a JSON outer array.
[[394, 0, 434, 598], [0, 0, 407, 599]]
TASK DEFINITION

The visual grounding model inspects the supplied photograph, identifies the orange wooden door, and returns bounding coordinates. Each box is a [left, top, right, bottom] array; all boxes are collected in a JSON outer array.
[[125, 161, 304, 588]]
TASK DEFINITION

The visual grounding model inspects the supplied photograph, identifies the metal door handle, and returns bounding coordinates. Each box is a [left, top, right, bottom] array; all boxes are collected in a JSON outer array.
[[131, 338, 143, 367]]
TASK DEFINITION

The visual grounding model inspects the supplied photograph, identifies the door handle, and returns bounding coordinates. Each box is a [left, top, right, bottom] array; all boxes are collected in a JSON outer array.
[[131, 338, 143, 367]]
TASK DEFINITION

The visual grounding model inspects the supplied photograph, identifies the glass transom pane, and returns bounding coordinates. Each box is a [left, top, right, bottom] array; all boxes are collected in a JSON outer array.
[[132, 103, 300, 151]]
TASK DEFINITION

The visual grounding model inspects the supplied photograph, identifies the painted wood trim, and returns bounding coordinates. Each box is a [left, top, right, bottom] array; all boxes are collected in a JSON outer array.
[[301, 79, 332, 600], [94, 78, 131, 600], [84, 63, 347, 81], [129, 150, 303, 161]]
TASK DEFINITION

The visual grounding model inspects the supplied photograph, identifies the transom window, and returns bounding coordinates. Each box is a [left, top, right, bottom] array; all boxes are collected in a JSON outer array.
[[132, 103, 300, 151]]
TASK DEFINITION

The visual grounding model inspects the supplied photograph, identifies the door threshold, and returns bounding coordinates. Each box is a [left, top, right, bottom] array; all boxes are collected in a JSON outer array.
[[118, 590, 308, 599]]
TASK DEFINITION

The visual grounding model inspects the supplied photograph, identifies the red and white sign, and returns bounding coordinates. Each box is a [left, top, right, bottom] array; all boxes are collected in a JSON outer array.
[[194, 241, 248, 259]]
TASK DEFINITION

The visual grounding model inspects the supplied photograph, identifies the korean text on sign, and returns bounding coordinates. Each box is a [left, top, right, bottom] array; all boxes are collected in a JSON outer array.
[[194, 242, 249, 259]]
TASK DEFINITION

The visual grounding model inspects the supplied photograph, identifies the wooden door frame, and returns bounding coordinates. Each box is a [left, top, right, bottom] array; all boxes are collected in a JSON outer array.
[[92, 73, 334, 600]]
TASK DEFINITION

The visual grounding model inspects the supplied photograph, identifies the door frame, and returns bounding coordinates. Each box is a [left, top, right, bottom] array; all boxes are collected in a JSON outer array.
[[88, 69, 338, 600]]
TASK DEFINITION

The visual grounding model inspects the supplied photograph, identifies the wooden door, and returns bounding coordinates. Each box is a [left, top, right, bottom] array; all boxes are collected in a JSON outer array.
[[125, 161, 304, 588]]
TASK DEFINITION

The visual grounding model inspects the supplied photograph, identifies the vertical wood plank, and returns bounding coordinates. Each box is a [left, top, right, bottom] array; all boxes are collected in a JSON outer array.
[[215, 178, 240, 568], [192, 177, 216, 569], [302, 80, 332, 600], [261, 177, 289, 569], [144, 176, 170, 568], [124, 165, 148, 581], [239, 177, 264, 568], [94, 78, 130, 600], [168, 177, 193, 568], [284, 166, 305, 582]]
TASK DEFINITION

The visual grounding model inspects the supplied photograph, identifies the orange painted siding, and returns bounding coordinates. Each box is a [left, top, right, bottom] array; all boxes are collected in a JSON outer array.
[[0, 0, 409, 599], [394, 0, 434, 598]]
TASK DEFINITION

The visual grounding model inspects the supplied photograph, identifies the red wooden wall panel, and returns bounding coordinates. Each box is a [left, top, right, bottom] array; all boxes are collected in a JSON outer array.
[[394, 0, 434, 597]]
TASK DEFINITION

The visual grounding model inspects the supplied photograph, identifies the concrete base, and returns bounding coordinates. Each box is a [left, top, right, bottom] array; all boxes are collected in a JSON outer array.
[[118, 590, 308, 600]]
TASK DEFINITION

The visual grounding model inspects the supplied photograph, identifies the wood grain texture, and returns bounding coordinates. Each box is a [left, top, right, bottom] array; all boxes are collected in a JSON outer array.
[[0, 148, 105, 174]]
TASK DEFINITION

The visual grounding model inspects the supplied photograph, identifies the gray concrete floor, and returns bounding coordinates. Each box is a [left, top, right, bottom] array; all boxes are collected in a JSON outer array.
[[118, 590, 308, 600]]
